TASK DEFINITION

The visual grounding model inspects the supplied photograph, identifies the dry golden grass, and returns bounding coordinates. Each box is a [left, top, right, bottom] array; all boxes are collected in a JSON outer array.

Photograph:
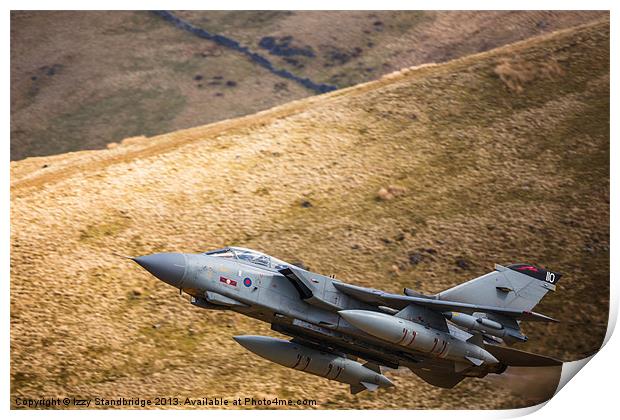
[[10, 18, 609, 409], [495, 57, 564, 93]]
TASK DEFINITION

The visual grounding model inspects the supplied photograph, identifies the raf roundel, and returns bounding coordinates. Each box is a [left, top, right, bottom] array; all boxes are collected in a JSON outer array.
[[243, 277, 252, 287]]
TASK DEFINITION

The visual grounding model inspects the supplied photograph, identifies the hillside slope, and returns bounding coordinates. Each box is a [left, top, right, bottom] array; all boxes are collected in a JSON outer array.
[[11, 19, 609, 409], [11, 10, 606, 160]]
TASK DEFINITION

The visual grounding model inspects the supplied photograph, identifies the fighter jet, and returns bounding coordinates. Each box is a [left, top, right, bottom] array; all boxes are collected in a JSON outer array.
[[129, 247, 563, 394]]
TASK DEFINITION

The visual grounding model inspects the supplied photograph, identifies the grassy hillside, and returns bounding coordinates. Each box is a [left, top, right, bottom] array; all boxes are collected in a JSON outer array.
[[11, 10, 606, 160], [10, 18, 609, 409]]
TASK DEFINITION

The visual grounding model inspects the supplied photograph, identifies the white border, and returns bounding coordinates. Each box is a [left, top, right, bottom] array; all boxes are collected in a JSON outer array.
[[4, 2, 617, 419]]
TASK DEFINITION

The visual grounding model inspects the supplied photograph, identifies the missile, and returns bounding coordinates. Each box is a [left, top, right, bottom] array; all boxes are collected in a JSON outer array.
[[443, 312, 503, 331], [443, 312, 527, 342], [339, 310, 499, 370], [233, 335, 394, 394]]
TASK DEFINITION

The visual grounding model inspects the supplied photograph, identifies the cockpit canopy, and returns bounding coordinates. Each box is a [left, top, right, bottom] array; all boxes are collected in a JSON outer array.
[[203, 247, 291, 270]]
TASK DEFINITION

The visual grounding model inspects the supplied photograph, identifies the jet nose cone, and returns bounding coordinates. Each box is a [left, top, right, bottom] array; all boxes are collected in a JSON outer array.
[[133, 253, 187, 288]]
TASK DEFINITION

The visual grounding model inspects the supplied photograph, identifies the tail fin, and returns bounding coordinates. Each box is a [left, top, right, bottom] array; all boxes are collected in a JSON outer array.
[[437, 263, 562, 313], [350, 381, 379, 394]]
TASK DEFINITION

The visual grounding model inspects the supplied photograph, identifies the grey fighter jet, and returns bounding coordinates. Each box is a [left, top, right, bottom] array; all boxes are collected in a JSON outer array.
[[129, 247, 563, 394]]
